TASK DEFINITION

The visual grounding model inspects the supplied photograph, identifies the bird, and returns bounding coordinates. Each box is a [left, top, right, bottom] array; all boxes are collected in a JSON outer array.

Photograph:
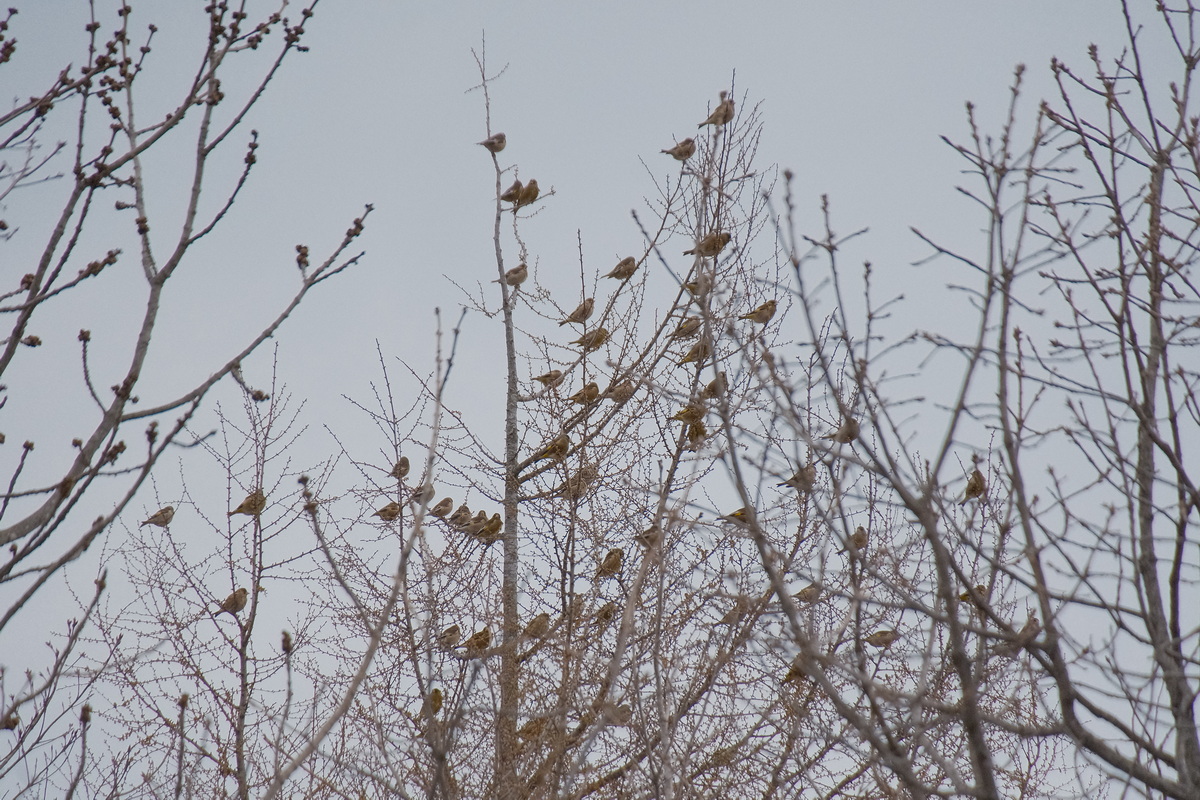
[[721, 507, 752, 524], [500, 178, 523, 204], [558, 297, 594, 326], [217, 587, 249, 617], [700, 371, 727, 400], [605, 380, 635, 403], [532, 433, 570, 463], [683, 231, 731, 257], [661, 138, 696, 161], [961, 468, 986, 505], [594, 601, 618, 627], [141, 505, 175, 528], [605, 256, 638, 280], [634, 524, 661, 548], [865, 629, 899, 649], [994, 615, 1041, 658], [514, 178, 539, 210], [427, 688, 443, 716], [778, 464, 817, 492], [464, 511, 489, 535], [685, 421, 708, 450], [480, 513, 503, 540], [596, 547, 624, 579], [958, 584, 987, 604], [567, 382, 600, 405], [670, 317, 702, 339], [522, 612, 550, 639], [838, 526, 869, 554], [783, 655, 806, 685], [518, 716, 549, 740], [793, 584, 821, 603], [739, 299, 777, 325], [373, 501, 402, 522], [436, 624, 461, 648], [463, 626, 491, 654], [229, 489, 266, 517], [698, 91, 735, 128], [677, 340, 711, 366], [670, 403, 706, 424], [683, 272, 712, 297], [430, 497, 454, 518], [558, 464, 598, 500], [448, 504, 472, 528], [570, 327, 609, 352], [477, 132, 506, 153], [411, 483, 435, 505], [823, 417, 860, 444], [391, 457, 410, 479], [495, 263, 528, 286], [533, 369, 563, 388]]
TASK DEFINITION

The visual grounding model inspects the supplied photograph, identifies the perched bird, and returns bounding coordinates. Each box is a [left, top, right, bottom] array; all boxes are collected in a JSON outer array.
[[698, 91, 735, 128], [229, 489, 266, 518], [477, 132, 506, 153], [634, 524, 661, 548], [721, 507, 752, 524], [670, 316, 703, 339], [793, 583, 821, 603], [514, 179, 540, 210], [605, 256, 638, 280], [685, 421, 708, 451], [700, 372, 727, 400], [532, 433, 571, 463], [783, 655, 806, 685], [463, 626, 491, 654], [567, 382, 600, 405], [448, 504, 472, 528], [594, 601, 618, 627], [430, 497, 454, 518], [559, 464, 598, 500], [558, 297, 595, 326], [596, 547, 624, 579], [720, 597, 752, 625], [500, 178, 523, 204], [838, 525, 869, 554], [532, 369, 563, 388], [427, 687, 443, 716], [217, 587, 249, 617], [481, 513, 503, 539], [683, 272, 712, 297], [464, 511, 489, 535], [778, 464, 817, 492], [994, 615, 1041, 658], [495, 263, 528, 286], [684, 231, 731, 257], [961, 468, 986, 505], [141, 505, 175, 528], [436, 624, 461, 649], [670, 403, 706, 424], [523, 612, 551, 639], [823, 417, 860, 444], [571, 327, 609, 352], [605, 380, 635, 403], [411, 483, 435, 505], [661, 138, 696, 161], [739, 299, 777, 325], [391, 457, 410, 480], [518, 716, 549, 740], [373, 501, 402, 522], [677, 340, 712, 366], [865, 629, 899, 649], [959, 584, 987, 604], [604, 703, 633, 725]]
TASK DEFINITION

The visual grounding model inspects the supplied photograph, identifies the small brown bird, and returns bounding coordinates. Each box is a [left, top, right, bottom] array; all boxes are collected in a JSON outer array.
[[700, 371, 727, 400], [477, 132, 506, 153], [558, 297, 595, 326], [567, 382, 600, 405], [793, 584, 821, 603], [684, 272, 712, 296], [594, 601, 618, 627], [391, 457, 410, 480], [141, 505, 175, 528], [605, 380, 635, 403], [373, 501, 402, 522], [634, 524, 661, 548], [229, 489, 266, 517], [698, 91, 735, 128], [427, 687, 444, 716], [823, 417, 860, 444], [448, 504, 472, 528], [514, 179, 540, 210], [217, 587, 249, 617], [500, 178, 523, 204], [739, 299, 777, 325], [571, 327, 610, 352], [532, 369, 563, 388], [464, 511, 489, 535], [430, 497, 454, 518], [518, 716, 549, 740], [685, 421, 708, 450], [783, 655, 806, 684], [436, 624, 461, 648], [678, 340, 712, 366], [481, 513, 503, 538], [838, 525, 869, 554], [684, 231, 731, 257], [670, 403, 706, 424], [559, 463, 598, 500], [495, 263, 528, 286], [778, 464, 817, 492], [961, 469, 986, 505], [671, 316, 703, 339], [865, 629, 899, 649], [411, 483, 435, 505], [605, 256, 638, 280], [994, 615, 1041, 657], [463, 626, 491, 654], [523, 612, 550, 639], [596, 547, 624, 579], [958, 584, 987, 604], [532, 433, 571, 463], [661, 138, 696, 161], [721, 507, 752, 524]]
